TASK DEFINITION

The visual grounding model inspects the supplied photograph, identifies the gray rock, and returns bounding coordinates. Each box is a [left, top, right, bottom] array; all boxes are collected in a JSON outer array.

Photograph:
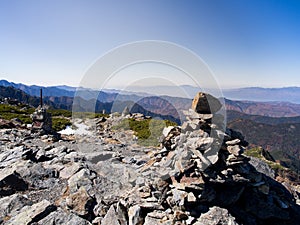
[[171, 189, 187, 206], [0, 194, 32, 220], [0, 146, 24, 167], [36, 208, 91, 225], [0, 168, 28, 196], [60, 162, 83, 179], [162, 126, 175, 137], [116, 200, 128, 225], [101, 205, 121, 225], [68, 168, 94, 193], [249, 157, 275, 179], [16, 163, 59, 189], [196, 206, 238, 225], [5, 199, 56, 225], [191, 137, 214, 151]]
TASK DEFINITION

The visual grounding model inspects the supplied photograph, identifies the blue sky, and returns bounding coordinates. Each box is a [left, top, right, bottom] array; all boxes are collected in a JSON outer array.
[[0, 0, 300, 88]]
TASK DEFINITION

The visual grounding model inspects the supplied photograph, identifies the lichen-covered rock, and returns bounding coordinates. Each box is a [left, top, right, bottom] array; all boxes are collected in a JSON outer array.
[[0, 194, 32, 221]]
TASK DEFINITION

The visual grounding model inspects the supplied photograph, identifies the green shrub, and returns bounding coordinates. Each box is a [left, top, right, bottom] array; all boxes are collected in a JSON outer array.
[[244, 147, 262, 158], [72, 112, 109, 119], [245, 147, 286, 171], [48, 109, 72, 117], [52, 118, 72, 131], [0, 104, 33, 124], [113, 118, 177, 146]]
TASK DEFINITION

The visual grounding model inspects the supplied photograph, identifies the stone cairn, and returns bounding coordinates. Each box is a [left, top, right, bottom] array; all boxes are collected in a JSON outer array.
[[30, 89, 53, 134], [103, 92, 299, 225]]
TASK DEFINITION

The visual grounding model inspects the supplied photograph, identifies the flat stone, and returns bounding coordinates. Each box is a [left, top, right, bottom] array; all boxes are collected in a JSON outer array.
[[0, 194, 32, 219], [36, 208, 91, 225], [196, 206, 238, 225], [0, 146, 24, 167], [6, 199, 56, 225], [183, 109, 213, 120], [144, 215, 172, 225], [147, 211, 166, 219], [60, 162, 82, 179], [226, 139, 241, 146], [192, 137, 214, 151]]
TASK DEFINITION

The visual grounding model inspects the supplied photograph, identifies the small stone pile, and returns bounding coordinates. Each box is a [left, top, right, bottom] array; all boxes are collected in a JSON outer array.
[[31, 106, 53, 133]]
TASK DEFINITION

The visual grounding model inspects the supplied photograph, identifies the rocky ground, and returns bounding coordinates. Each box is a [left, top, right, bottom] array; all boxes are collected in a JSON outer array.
[[1, 93, 300, 225]]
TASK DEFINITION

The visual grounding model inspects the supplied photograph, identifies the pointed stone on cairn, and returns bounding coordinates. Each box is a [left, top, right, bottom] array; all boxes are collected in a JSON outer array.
[[191, 92, 222, 114]]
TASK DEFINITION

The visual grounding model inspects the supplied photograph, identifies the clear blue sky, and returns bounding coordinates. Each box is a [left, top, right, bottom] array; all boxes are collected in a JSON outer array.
[[0, 0, 300, 88]]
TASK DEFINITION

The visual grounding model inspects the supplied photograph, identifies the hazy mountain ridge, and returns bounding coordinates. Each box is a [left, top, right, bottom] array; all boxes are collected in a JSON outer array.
[[3, 79, 300, 103], [225, 98, 300, 117], [227, 110, 300, 125], [223, 86, 300, 103]]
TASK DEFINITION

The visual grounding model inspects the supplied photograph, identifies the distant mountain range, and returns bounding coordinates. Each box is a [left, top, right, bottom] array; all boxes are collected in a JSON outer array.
[[2, 79, 300, 119], [223, 87, 300, 104], [2, 79, 300, 103]]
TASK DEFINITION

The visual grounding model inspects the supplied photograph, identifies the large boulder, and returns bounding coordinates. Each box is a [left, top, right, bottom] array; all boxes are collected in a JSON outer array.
[[191, 92, 222, 114]]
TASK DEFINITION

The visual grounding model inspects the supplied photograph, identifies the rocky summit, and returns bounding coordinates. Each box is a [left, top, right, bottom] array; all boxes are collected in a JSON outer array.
[[0, 92, 299, 225]]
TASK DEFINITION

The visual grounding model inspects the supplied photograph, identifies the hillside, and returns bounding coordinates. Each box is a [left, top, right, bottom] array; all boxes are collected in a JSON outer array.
[[227, 110, 300, 125], [228, 118, 300, 173], [225, 98, 300, 117]]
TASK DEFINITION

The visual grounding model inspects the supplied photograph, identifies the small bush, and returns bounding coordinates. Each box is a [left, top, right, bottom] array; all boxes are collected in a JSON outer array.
[[113, 118, 177, 146], [0, 104, 33, 124], [72, 112, 109, 119], [48, 109, 72, 117], [52, 118, 72, 131]]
